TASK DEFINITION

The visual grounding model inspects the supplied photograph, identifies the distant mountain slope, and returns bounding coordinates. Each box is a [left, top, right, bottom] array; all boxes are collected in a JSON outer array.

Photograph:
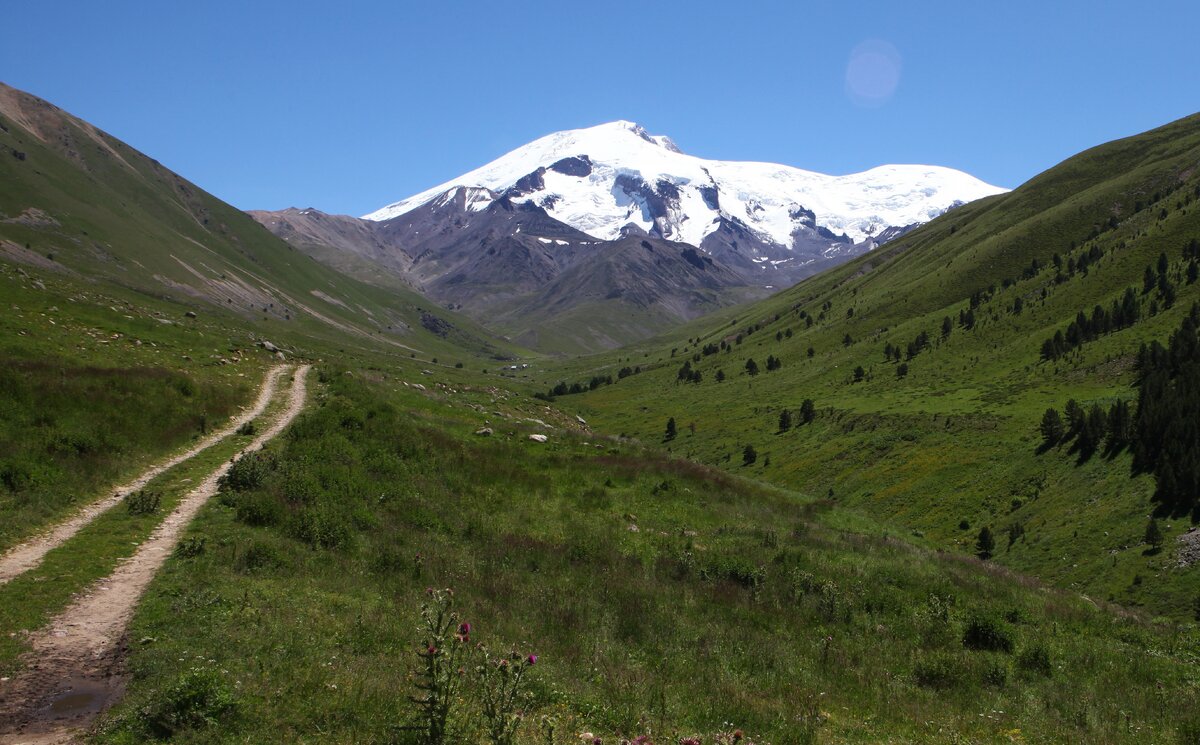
[[255, 192, 766, 354], [0, 82, 511, 361], [257, 122, 1002, 353], [554, 111, 1200, 618]]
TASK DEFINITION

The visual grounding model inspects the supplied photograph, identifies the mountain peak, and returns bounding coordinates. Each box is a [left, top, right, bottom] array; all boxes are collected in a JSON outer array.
[[364, 124, 1007, 247]]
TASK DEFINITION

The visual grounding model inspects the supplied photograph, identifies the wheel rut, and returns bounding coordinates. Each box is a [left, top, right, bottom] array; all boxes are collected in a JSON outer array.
[[0, 365, 311, 743], [0, 364, 291, 586]]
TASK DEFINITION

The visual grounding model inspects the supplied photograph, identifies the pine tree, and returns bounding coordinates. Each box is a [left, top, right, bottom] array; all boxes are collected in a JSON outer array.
[[1064, 399, 1085, 437], [1144, 518, 1164, 552], [664, 417, 677, 441], [778, 409, 793, 432], [745, 358, 759, 376], [742, 444, 757, 466], [800, 399, 816, 424], [853, 365, 865, 382], [1040, 408, 1065, 446], [976, 527, 995, 560], [1077, 404, 1108, 458], [941, 316, 953, 339]]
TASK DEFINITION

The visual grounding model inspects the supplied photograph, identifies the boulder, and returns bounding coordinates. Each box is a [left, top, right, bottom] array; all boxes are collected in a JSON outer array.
[[475, 427, 493, 436], [528, 434, 548, 443]]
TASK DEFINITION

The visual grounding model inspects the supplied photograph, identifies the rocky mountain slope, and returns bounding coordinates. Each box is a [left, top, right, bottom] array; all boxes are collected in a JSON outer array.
[[256, 121, 1004, 352]]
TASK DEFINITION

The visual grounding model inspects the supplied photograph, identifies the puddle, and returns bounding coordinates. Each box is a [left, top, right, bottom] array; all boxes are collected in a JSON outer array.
[[45, 678, 111, 718]]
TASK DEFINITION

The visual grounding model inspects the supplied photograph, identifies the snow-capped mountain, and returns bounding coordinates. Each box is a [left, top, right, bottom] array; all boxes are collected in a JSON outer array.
[[364, 121, 1007, 251]]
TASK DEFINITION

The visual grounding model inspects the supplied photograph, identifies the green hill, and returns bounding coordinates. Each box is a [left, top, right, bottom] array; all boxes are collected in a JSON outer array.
[[545, 112, 1200, 619]]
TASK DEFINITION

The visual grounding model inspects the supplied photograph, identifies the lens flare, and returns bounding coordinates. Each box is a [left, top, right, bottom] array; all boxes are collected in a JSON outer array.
[[845, 39, 902, 107]]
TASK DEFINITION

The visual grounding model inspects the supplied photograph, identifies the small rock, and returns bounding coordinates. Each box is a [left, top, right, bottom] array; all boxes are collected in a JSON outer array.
[[275, 350, 285, 360], [185, 311, 197, 319], [475, 427, 493, 437], [528, 434, 548, 443], [260, 340, 279, 353], [628, 524, 640, 533], [575, 415, 588, 425]]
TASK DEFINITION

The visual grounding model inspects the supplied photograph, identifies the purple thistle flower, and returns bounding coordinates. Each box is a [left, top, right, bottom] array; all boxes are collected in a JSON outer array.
[[527, 654, 538, 666]]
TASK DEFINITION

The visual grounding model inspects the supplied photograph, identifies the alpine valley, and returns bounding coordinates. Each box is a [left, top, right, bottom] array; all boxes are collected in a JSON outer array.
[[3, 73, 1200, 745], [252, 121, 1005, 352]]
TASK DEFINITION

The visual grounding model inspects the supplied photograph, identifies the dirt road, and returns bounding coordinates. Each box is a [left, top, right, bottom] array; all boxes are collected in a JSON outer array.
[[0, 364, 291, 586], [0, 365, 311, 744]]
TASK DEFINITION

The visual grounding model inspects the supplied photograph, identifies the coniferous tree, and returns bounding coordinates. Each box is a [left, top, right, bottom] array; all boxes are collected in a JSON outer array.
[[742, 444, 758, 466], [941, 316, 953, 339], [799, 399, 816, 424], [1105, 399, 1133, 453], [1064, 399, 1085, 437], [778, 409, 793, 432], [896, 363, 909, 378], [665, 417, 677, 441], [977, 527, 995, 560], [1144, 518, 1164, 552], [853, 365, 865, 382], [715, 369, 725, 383], [1040, 408, 1065, 446], [1077, 404, 1108, 458], [745, 358, 759, 376]]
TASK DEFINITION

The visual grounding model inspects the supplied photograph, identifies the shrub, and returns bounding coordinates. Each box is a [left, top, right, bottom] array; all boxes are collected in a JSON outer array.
[[962, 612, 1015, 653], [288, 506, 351, 549], [236, 420, 257, 436], [142, 666, 237, 738], [219, 452, 272, 492], [125, 489, 161, 515], [982, 659, 1009, 687], [173, 536, 207, 558], [235, 541, 283, 573], [1016, 642, 1054, 678], [232, 491, 285, 527]]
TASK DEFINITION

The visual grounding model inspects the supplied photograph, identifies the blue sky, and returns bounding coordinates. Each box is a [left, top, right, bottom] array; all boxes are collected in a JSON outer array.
[[4, 1, 1198, 216]]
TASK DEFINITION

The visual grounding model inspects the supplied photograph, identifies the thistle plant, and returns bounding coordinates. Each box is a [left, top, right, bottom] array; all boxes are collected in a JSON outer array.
[[411, 588, 471, 745], [476, 646, 537, 745]]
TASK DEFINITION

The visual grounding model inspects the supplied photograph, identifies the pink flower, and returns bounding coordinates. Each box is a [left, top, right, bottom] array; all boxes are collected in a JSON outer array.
[[459, 622, 471, 634], [527, 654, 538, 666], [427, 645, 437, 656]]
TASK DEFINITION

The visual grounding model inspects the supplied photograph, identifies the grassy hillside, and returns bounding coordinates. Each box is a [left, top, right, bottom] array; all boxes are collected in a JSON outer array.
[[541, 113, 1200, 619], [93, 370, 1200, 744], [0, 82, 519, 365]]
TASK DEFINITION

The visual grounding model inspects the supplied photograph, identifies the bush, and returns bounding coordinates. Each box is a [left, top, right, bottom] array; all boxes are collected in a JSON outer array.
[[124, 489, 161, 515], [288, 506, 351, 550], [231, 491, 285, 527], [219, 452, 272, 492], [174, 536, 207, 558], [235, 541, 283, 573], [1016, 642, 1054, 677], [982, 659, 1009, 687], [142, 667, 237, 737], [962, 612, 1016, 653], [236, 420, 257, 436]]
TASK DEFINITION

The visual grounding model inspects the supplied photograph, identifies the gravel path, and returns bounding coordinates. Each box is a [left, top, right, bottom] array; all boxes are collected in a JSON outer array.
[[0, 365, 310, 743]]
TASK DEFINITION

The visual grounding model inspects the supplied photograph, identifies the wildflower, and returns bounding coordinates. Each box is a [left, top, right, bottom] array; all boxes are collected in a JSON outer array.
[[427, 645, 437, 656], [733, 730, 744, 742], [459, 622, 471, 634], [528, 654, 538, 666]]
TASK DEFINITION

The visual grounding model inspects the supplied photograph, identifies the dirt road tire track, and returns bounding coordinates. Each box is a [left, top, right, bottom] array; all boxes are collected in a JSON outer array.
[[0, 364, 311, 744], [0, 364, 291, 586]]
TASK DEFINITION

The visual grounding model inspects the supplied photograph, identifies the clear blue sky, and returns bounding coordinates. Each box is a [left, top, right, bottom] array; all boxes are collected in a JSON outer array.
[[4, 1, 1198, 216]]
